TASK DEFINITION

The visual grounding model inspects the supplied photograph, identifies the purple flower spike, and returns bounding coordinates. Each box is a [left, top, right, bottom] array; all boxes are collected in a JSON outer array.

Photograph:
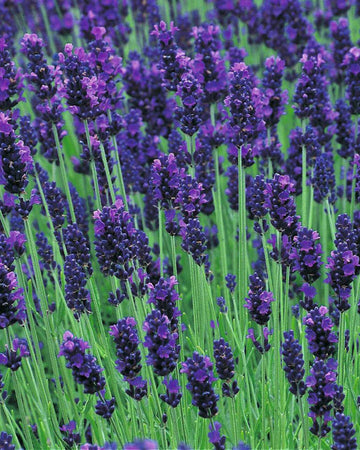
[[344, 47, 360, 115], [181, 352, 219, 418], [331, 413, 357, 450], [306, 358, 339, 437], [213, 338, 239, 398], [0, 263, 26, 329], [58, 332, 105, 395], [244, 272, 275, 325], [159, 376, 182, 408], [303, 307, 337, 359], [208, 421, 226, 450], [0, 337, 30, 371], [281, 331, 306, 397]]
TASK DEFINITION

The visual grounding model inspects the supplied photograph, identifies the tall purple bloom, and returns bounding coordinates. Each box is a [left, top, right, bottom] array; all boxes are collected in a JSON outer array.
[[213, 338, 239, 398], [159, 376, 182, 408], [281, 331, 306, 397], [109, 317, 142, 380], [64, 254, 91, 319], [0, 37, 23, 111], [303, 306, 338, 359], [181, 352, 219, 418], [0, 337, 30, 371], [262, 56, 287, 129], [306, 358, 338, 437], [344, 47, 360, 115], [331, 413, 357, 450], [244, 272, 275, 325], [290, 227, 323, 284], [330, 18, 352, 85], [0, 263, 26, 329], [175, 72, 203, 137], [264, 174, 299, 236], [58, 331, 105, 395], [208, 421, 226, 450], [143, 309, 180, 377]]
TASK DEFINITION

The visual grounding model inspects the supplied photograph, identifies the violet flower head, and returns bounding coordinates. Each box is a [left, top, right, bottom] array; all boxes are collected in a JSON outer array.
[[149, 153, 184, 210], [246, 174, 268, 223], [312, 152, 336, 204], [208, 421, 226, 450], [262, 56, 287, 128], [303, 306, 338, 359], [325, 243, 359, 312], [94, 199, 137, 280], [125, 376, 148, 401], [290, 227, 323, 284], [344, 47, 360, 115], [244, 272, 275, 325], [0, 117, 32, 195], [293, 53, 325, 120], [225, 62, 264, 149], [124, 439, 158, 450], [175, 72, 203, 137], [192, 24, 227, 103], [64, 254, 91, 320], [181, 352, 219, 418], [143, 309, 180, 377], [0, 263, 26, 329], [175, 175, 207, 221], [335, 99, 354, 159], [330, 18, 352, 85], [264, 174, 299, 237], [247, 327, 272, 354], [58, 331, 105, 395], [213, 338, 239, 398], [281, 331, 306, 397], [151, 21, 188, 91], [0, 337, 30, 371], [42, 181, 65, 230], [225, 273, 236, 294], [331, 413, 357, 450], [63, 223, 92, 276], [0, 432, 15, 450], [0, 37, 23, 111], [109, 317, 142, 380], [159, 376, 182, 408], [306, 358, 338, 437], [147, 276, 181, 331], [95, 397, 115, 420], [59, 44, 106, 120], [59, 421, 81, 448]]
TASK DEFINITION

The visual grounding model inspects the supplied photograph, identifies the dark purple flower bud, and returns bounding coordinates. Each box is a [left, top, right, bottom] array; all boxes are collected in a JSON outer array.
[[147, 276, 180, 332], [281, 331, 306, 397], [0, 337, 30, 371], [335, 99, 354, 159], [0, 263, 26, 329], [216, 296, 227, 313], [0, 37, 23, 111], [244, 272, 275, 325], [42, 181, 65, 230], [331, 413, 357, 450], [151, 21, 188, 91], [125, 376, 148, 401], [325, 243, 359, 312], [59, 421, 81, 448], [246, 175, 268, 221], [264, 174, 299, 236], [95, 397, 115, 420], [344, 47, 360, 115], [58, 331, 106, 395], [330, 19, 352, 85], [192, 24, 227, 104], [0, 116, 32, 195], [159, 376, 182, 408], [109, 317, 142, 380], [108, 289, 126, 307], [64, 254, 91, 319], [306, 358, 338, 437], [312, 152, 336, 204], [181, 352, 219, 418], [290, 227, 322, 284], [0, 432, 15, 450], [247, 327, 272, 354], [213, 338, 239, 398], [225, 273, 236, 294], [93, 199, 137, 280], [208, 421, 226, 450], [303, 306, 338, 359], [149, 153, 185, 210], [262, 56, 287, 128], [300, 283, 318, 312], [63, 223, 92, 276], [143, 309, 180, 377], [293, 53, 326, 119], [175, 175, 207, 222], [175, 72, 203, 137], [225, 62, 264, 148]]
